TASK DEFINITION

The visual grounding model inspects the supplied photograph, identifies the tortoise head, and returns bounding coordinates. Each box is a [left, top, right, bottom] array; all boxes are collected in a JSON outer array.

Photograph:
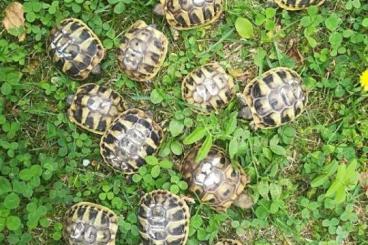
[[153, 1, 165, 16], [236, 93, 252, 120]]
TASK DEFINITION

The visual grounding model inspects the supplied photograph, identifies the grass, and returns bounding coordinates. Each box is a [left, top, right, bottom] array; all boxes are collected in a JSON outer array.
[[0, 0, 368, 244]]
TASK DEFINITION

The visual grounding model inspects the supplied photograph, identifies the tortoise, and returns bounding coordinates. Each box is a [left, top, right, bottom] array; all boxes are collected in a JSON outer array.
[[181, 146, 251, 212], [274, 0, 326, 10], [216, 239, 243, 245], [118, 20, 168, 82], [182, 62, 235, 114], [49, 18, 105, 80], [63, 202, 118, 245], [100, 109, 163, 174], [138, 190, 193, 245], [154, 0, 224, 30], [67, 83, 125, 135], [238, 67, 306, 129]]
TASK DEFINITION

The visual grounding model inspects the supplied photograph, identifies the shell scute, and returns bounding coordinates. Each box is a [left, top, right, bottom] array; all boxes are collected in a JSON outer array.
[[63, 202, 118, 245], [118, 20, 168, 82], [162, 0, 223, 29], [138, 190, 191, 245], [242, 67, 306, 129], [181, 146, 248, 211], [100, 109, 163, 174], [49, 18, 105, 80], [182, 62, 235, 114], [274, 0, 325, 10], [68, 84, 125, 135]]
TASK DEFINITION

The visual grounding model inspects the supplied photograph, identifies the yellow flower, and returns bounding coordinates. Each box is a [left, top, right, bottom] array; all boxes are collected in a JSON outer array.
[[361, 69, 368, 91]]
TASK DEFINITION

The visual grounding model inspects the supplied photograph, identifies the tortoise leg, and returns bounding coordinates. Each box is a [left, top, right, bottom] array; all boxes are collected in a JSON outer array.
[[170, 27, 179, 41], [91, 64, 101, 75], [153, 3, 164, 16], [236, 93, 253, 120], [233, 193, 253, 209]]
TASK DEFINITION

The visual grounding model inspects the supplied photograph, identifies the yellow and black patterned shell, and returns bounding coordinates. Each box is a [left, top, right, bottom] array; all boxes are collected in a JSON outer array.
[[118, 20, 168, 82], [182, 63, 235, 114], [242, 67, 306, 129], [100, 109, 163, 174], [181, 146, 248, 212], [67, 83, 125, 135], [138, 190, 191, 245], [274, 0, 325, 10], [49, 18, 105, 80], [216, 239, 243, 245], [63, 202, 118, 245], [159, 0, 223, 29]]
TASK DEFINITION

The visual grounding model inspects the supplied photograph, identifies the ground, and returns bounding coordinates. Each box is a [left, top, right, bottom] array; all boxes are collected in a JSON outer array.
[[0, 0, 367, 244]]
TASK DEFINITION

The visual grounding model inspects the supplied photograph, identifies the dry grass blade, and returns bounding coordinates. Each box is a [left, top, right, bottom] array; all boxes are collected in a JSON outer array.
[[2, 1, 26, 41]]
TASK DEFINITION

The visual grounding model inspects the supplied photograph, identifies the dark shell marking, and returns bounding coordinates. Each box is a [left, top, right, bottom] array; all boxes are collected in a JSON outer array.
[[274, 0, 325, 10], [162, 0, 223, 29], [100, 109, 163, 174], [67, 83, 125, 135], [63, 202, 118, 245], [118, 20, 168, 82], [181, 146, 247, 211], [49, 18, 105, 80], [216, 239, 243, 245], [138, 190, 190, 245], [182, 62, 235, 114], [242, 67, 306, 129]]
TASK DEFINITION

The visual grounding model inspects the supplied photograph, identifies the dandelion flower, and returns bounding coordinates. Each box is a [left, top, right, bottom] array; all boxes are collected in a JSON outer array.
[[361, 69, 368, 91]]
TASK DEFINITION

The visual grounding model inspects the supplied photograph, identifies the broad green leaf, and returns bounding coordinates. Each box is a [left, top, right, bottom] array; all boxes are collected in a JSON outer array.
[[113, 2, 125, 14], [235, 17, 254, 39], [195, 134, 213, 163], [311, 175, 328, 188], [19, 169, 33, 181], [132, 174, 142, 183], [6, 216, 21, 231], [183, 127, 206, 145], [335, 188, 346, 203], [325, 14, 342, 31], [254, 48, 267, 69], [151, 165, 161, 178], [229, 137, 239, 160], [345, 160, 358, 184], [191, 215, 203, 229], [169, 185, 179, 194], [169, 119, 184, 137], [270, 183, 282, 200], [257, 181, 269, 200], [150, 89, 164, 104], [326, 180, 342, 197], [4, 193, 20, 209], [145, 156, 158, 165], [160, 159, 173, 169], [0, 177, 12, 195], [170, 141, 183, 156], [224, 112, 238, 136], [269, 135, 286, 156]]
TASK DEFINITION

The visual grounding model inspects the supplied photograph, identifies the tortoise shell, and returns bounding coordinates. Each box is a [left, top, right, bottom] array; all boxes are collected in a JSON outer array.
[[181, 146, 248, 212], [242, 67, 306, 129], [63, 202, 118, 245], [138, 190, 191, 245], [118, 20, 168, 82], [216, 239, 243, 245], [274, 0, 326, 10], [100, 109, 163, 174], [49, 18, 105, 80], [182, 62, 235, 114], [67, 83, 125, 135], [159, 0, 223, 30]]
